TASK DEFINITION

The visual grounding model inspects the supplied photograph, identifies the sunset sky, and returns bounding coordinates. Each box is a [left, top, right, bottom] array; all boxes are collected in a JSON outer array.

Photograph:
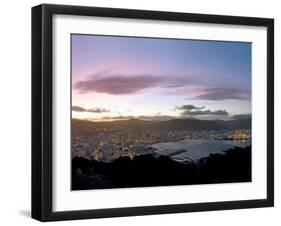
[[71, 34, 251, 121]]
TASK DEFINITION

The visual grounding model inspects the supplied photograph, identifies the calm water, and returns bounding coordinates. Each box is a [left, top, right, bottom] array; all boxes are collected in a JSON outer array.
[[151, 139, 251, 161]]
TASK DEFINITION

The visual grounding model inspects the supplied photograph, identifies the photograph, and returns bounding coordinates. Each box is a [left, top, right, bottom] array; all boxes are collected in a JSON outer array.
[[71, 34, 252, 190], [31, 3, 274, 221]]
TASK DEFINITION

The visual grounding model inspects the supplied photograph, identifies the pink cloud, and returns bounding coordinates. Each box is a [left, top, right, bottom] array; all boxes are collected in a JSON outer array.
[[75, 75, 166, 95]]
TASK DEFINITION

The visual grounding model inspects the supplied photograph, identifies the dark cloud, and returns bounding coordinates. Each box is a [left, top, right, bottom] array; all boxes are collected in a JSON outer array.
[[176, 104, 205, 111], [72, 106, 87, 112], [72, 106, 109, 113], [88, 108, 110, 113], [176, 104, 228, 116], [193, 87, 250, 101]]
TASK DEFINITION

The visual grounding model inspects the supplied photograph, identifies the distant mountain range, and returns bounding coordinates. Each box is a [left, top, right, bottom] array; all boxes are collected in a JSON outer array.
[[214, 118, 251, 130], [73, 117, 251, 132]]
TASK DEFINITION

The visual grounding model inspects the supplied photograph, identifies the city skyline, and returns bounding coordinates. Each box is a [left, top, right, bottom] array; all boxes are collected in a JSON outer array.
[[72, 34, 251, 121]]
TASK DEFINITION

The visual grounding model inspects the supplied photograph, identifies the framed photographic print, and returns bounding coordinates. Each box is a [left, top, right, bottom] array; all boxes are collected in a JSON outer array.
[[32, 4, 274, 221]]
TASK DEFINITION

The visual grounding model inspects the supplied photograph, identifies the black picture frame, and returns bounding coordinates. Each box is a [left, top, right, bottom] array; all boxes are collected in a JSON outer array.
[[32, 3, 274, 222]]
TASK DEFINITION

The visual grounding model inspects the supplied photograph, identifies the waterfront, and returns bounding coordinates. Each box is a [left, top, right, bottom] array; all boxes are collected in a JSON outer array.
[[152, 139, 251, 162]]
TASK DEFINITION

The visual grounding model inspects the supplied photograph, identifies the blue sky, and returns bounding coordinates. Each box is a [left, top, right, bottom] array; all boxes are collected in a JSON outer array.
[[72, 34, 251, 121]]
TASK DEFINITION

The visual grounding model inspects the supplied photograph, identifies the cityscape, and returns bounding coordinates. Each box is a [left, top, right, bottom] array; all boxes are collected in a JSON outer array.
[[72, 120, 251, 163]]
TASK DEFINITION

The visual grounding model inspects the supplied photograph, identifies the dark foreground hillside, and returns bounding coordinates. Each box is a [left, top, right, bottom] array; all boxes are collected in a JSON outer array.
[[72, 146, 251, 190]]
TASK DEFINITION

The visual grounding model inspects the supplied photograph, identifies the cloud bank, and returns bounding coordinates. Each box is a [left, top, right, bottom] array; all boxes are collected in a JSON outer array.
[[176, 104, 228, 116], [176, 104, 205, 111], [72, 106, 109, 113], [74, 70, 250, 101], [75, 75, 166, 95], [192, 87, 250, 101]]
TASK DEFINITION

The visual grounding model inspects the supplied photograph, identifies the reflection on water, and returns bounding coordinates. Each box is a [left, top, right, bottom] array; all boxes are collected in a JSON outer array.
[[151, 139, 251, 161]]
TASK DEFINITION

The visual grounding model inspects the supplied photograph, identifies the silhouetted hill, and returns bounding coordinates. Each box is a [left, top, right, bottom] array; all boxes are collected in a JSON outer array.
[[72, 146, 251, 190], [72, 118, 229, 132], [214, 118, 251, 130], [156, 119, 226, 131]]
